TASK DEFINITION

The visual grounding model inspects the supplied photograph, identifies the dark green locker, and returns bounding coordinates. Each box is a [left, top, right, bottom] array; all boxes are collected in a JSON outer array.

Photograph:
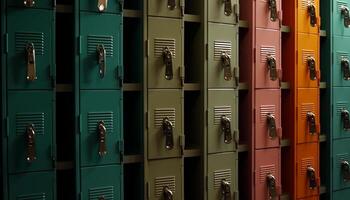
[[333, 87, 350, 139], [332, 138, 350, 191], [333, 37, 350, 87]]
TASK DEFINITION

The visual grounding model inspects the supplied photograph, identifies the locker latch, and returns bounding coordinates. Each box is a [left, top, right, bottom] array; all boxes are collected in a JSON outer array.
[[269, 0, 277, 22], [341, 109, 350, 130], [307, 57, 317, 80], [267, 113, 277, 139], [167, 0, 176, 10], [267, 55, 277, 81], [221, 115, 232, 144], [307, 4, 317, 27], [224, 0, 232, 16], [341, 6, 350, 28], [26, 124, 37, 162], [98, 121, 107, 156], [221, 52, 232, 81], [307, 112, 317, 135], [221, 179, 231, 200], [26, 43, 37, 81], [163, 47, 174, 80], [307, 166, 317, 189], [341, 58, 350, 80], [163, 186, 174, 200], [97, 45, 106, 79], [266, 174, 277, 200], [162, 117, 174, 150], [341, 160, 350, 181], [24, 0, 35, 7], [97, 0, 108, 12]]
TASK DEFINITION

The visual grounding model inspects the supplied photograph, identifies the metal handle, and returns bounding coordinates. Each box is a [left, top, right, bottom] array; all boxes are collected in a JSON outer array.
[[26, 124, 37, 162], [341, 109, 350, 131], [221, 52, 232, 81], [26, 43, 37, 81], [307, 112, 317, 135], [98, 121, 107, 156], [267, 174, 277, 200], [97, 0, 108, 12], [24, 0, 35, 7], [167, 0, 176, 10], [341, 161, 350, 182], [223, 0, 232, 16], [269, 0, 277, 21], [163, 47, 174, 80], [307, 57, 317, 80], [307, 4, 317, 27], [267, 55, 278, 81], [341, 6, 350, 28], [221, 180, 231, 200], [267, 113, 277, 139], [221, 116, 232, 144], [307, 166, 317, 189], [341, 58, 350, 80], [97, 45, 106, 79], [162, 117, 174, 150], [163, 186, 174, 200]]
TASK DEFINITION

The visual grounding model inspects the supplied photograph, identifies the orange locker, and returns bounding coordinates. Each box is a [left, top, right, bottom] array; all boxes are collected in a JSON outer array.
[[297, 0, 320, 34]]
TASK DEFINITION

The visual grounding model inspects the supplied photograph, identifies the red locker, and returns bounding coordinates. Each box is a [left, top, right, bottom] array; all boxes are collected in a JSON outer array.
[[255, 0, 282, 30]]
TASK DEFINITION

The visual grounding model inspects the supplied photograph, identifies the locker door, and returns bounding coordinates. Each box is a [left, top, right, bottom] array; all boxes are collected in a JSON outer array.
[[80, 0, 121, 13], [255, 89, 281, 149], [208, 90, 238, 154], [148, 158, 182, 200], [208, 23, 238, 89], [296, 143, 320, 199], [7, 91, 54, 173], [333, 0, 350, 37], [297, 0, 320, 34], [208, 0, 239, 24], [332, 138, 350, 191], [255, 29, 281, 89], [7, 8, 54, 90], [297, 33, 320, 88], [334, 188, 350, 200], [208, 152, 237, 200], [333, 36, 350, 87], [255, 0, 281, 30], [255, 149, 281, 200], [333, 87, 350, 139], [148, 0, 182, 18], [80, 90, 122, 167], [80, 12, 122, 90], [9, 172, 54, 200], [148, 89, 182, 159], [148, 17, 182, 89], [297, 88, 320, 144], [7, 0, 53, 9], [81, 165, 122, 200]]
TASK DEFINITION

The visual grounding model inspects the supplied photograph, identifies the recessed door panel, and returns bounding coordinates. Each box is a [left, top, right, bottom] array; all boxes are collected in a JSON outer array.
[[333, 87, 350, 139], [208, 0, 239, 24], [255, 0, 281, 30], [332, 138, 350, 191], [297, 0, 320, 34], [333, 36, 350, 87], [333, 0, 350, 37]]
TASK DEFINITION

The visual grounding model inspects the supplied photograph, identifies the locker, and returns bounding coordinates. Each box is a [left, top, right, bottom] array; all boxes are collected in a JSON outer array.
[[81, 165, 122, 200], [333, 0, 350, 37], [255, 0, 281, 30], [255, 89, 281, 149], [208, 0, 239, 24], [333, 188, 350, 200], [333, 36, 350, 87], [7, 8, 54, 90], [80, 90, 122, 167], [148, 17, 183, 89], [297, 33, 320, 88], [79, 12, 122, 90], [148, 0, 182, 18], [208, 22, 238, 89], [9, 172, 54, 200], [296, 143, 320, 199], [148, 89, 182, 159], [207, 152, 237, 200], [255, 148, 281, 200], [255, 28, 281, 89], [7, 0, 53, 9], [297, 88, 320, 144], [333, 87, 350, 139], [297, 0, 320, 34], [208, 89, 238, 153], [332, 138, 350, 191], [80, 0, 122, 13], [148, 158, 183, 200]]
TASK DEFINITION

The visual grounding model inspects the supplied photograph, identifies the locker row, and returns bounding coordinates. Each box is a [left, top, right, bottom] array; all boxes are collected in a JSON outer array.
[[0, 0, 350, 200]]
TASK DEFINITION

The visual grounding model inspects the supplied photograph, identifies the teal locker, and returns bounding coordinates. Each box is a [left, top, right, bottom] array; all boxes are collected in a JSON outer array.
[[332, 138, 350, 191], [333, 87, 350, 139], [333, 0, 350, 37], [333, 36, 350, 87]]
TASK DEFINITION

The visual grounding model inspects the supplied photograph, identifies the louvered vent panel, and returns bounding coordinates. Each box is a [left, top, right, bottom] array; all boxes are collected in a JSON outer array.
[[260, 46, 276, 63], [337, 1, 348, 12], [17, 193, 46, 200], [301, 0, 315, 9], [87, 35, 114, 57], [336, 101, 348, 115], [154, 38, 176, 58], [300, 157, 314, 176], [88, 112, 114, 134], [15, 32, 44, 55], [214, 106, 232, 125], [16, 113, 45, 135], [302, 50, 316, 64], [154, 108, 176, 127], [155, 176, 176, 197], [259, 165, 276, 183], [336, 153, 350, 169], [89, 186, 114, 200], [260, 105, 276, 124], [214, 169, 232, 189], [336, 51, 349, 64], [214, 40, 232, 61], [300, 103, 316, 118]]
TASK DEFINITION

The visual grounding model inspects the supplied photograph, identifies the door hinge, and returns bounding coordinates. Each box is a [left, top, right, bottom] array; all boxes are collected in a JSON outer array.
[[206, 43, 208, 60], [51, 64, 56, 89], [117, 140, 124, 162], [254, 48, 256, 63], [117, 65, 124, 87], [146, 40, 149, 57], [146, 111, 150, 129], [4, 33, 8, 54], [179, 135, 184, 155], [78, 36, 82, 55], [78, 114, 82, 134], [296, 50, 298, 64], [206, 110, 208, 126]]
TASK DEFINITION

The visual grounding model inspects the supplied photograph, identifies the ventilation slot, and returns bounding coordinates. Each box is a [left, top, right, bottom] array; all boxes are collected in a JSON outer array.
[[336, 51, 349, 64], [259, 165, 276, 183], [336, 153, 350, 169], [260, 46, 276, 63], [336, 101, 348, 115], [214, 40, 232, 61], [155, 176, 176, 197], [300, 103, 316, 118], [87, 35, 114, 57], [301, 0, 315, 9], [260, 105, 276, 124], [337, 1, 348, 12], [300, 157, 314, 175], [89, 186, 114, 200], [302, 49, 316, 64], [87, 112, 114, 134], [15, 32, 44, 55], [154, 38, 176, 58], [17, 193, 46, 200], [154, 108, 176, 127], [16, 113, 45, 135], [214, 106, 232, 125], [214, 169, 232, 189]]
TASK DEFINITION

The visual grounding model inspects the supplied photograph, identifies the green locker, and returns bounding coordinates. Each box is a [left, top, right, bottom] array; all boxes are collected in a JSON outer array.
[[333, 0, 350, 37], [333, 87, 350, 139], [333, 37, 350, 87], [332, 138, 350, 191]]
